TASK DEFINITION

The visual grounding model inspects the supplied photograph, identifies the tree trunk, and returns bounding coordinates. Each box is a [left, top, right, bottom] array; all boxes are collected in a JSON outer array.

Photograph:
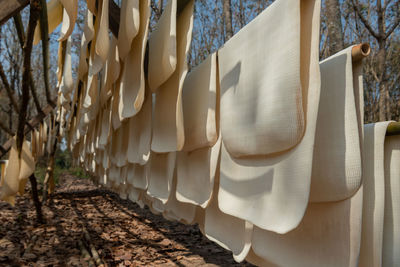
[[223, 0, 233, 41], [42, 137, 57, 202], [325, 0, 344, 55], [29, 174, 43, 224]]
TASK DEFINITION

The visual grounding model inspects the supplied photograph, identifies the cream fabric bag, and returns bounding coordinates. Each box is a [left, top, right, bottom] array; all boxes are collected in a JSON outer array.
[[383, 135, 400, 266], [309, 46, 363, 202], [176, 52, 219, 207], [118, 0, 150, 119], [127, 186, 145, 208], [146, 152, 176, 204], [249, 46, 365, 267], [181, 53, 218, 151], [33, 0, 63, 45], [126, 163, 148, 190], [161, 170, 197, 225], [59, 0, 78, 41], [359, 122, 391, 267], [100, 38, 120, 107], [111, 85, 122, 130], [77, 9, 94, 81], [117, 0, 140, 60], [126, 87, 152, 165], [252, 187, 363, 267], [147, 0, 177, 92], [151, 0, 194, 153], [59, 36, 74, 107], [176, 136, 221, 208], [99, 101, 112, 147], [204, 170, 252, 263], [115, 121, 129, 168], [218, 0, 321, 233], [0, 140, 35, 205], [91, 0, 110, 75]]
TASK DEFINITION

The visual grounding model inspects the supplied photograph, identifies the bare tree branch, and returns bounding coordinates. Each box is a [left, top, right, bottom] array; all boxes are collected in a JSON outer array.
[[0, 120, 14, 136], [351, 0, 381, 39], [38, 0, 54, 106], [0, 63, 20, 112], [384, 14, 400, 39]]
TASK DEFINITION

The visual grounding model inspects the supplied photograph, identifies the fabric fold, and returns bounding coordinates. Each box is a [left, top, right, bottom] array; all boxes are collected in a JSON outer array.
[[118, 0, 150, 119], [359, 122, 393, 266], [218, 0, 321, 233], [151, 0, 195, 153], [383, 134, 400, 266], [309, 46, 363, 203], [117, 0, 140, 60], [59, 0, 78, 41], [147, 0, 177, 92]]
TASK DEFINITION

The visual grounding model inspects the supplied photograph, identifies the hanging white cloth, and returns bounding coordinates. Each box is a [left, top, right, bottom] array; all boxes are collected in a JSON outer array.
[[118, 0, 150, 119], [147, 0, 177, 92], [151, 0, 195, 153], [218, 0, 321, 233]]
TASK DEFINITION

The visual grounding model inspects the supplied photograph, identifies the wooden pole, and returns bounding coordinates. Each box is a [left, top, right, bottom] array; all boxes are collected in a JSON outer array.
[[17, 0, 40, 154], [38, 0, 55, 107], [386, 122, 400, 136], [351, 43, 370, 62], [29, 174, 44, 223], [14, 13, 44, 115]]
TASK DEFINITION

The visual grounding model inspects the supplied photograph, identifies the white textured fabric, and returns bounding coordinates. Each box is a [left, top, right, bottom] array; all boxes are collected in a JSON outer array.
[[204, 172, 252, 263], [162, 170, 197, 225], [91, 0, 110, 75], [146, 152, 176, 203], [117, 0, 140, 60], [100, 37, 120, 106], [309, 46, 363, 202], [0, 139, 35, 205], [59, 36, 74, 107], [126, 87, 152, 165], [245, 248, 280, 267], [33, 0, 63, 45], [118, 0, 150, 119], [115, 121, 129, 168], [218, 0, 321, 233], [175, 52, 219, 208], [127, 163, 148, 190], [359, 122, 391, 267], [99, 101, 112, 147], [252, 186, 363, 267], [219, 0, 305, 158], [176, 136, 221, 208], [111, 86, 122, 130], [248, 44, 366, 267], [147, 0, 177, 92], [151, 0, 194, 153], [59, 0, 78, 41], [77, 9, 94, 81], [383, 135, 400, 266], [181, 52, 218, 151], [0, 140, 19, 205]]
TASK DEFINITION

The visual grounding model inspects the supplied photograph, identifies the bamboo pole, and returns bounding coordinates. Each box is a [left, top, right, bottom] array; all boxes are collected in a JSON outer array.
[[351, 43, 370, 62], [386, 122, 400, 136]]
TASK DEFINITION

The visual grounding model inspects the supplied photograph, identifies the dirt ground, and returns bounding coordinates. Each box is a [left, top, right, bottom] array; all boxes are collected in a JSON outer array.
[[0, 174, 255, 267]]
